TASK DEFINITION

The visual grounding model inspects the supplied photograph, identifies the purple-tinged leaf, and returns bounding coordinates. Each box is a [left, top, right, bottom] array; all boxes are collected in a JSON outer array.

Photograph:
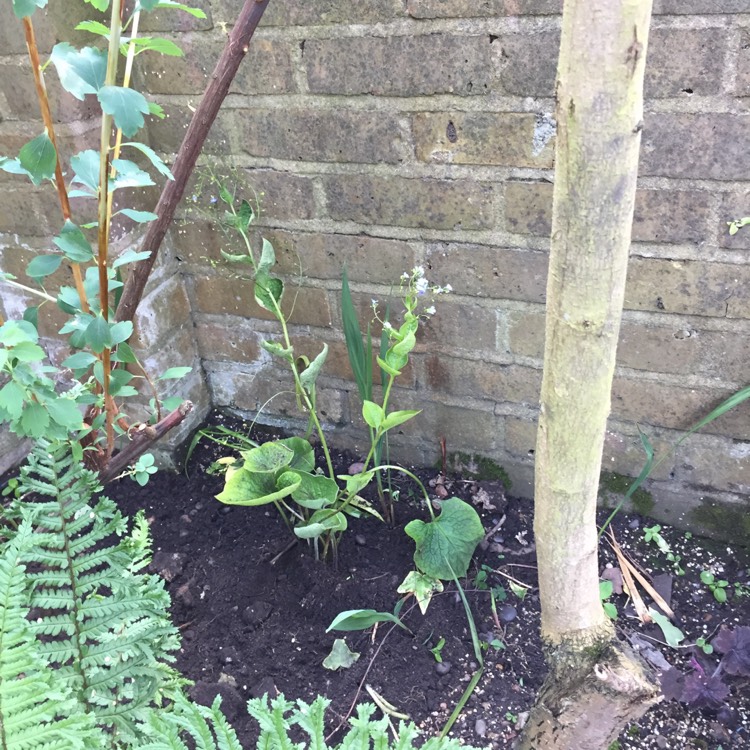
[[681, 671, 730, 710], [713, 626, 750, 677], [659, 667, 685, 702]]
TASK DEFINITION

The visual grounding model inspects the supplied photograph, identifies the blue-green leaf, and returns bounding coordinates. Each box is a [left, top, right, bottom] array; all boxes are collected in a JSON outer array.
[[85, 315, 111, 353], [0, 382, 25, 419], [122, 141, 174, 179], [70, 150, 100, 192], [75, 20, 110, 37], [26, 254, 63, 280], [0, 320, 38, 346], [84, 0, 109, 13], [50, 44, 107, 100], [118, 208, 158, 223], [124, 36, 183, 57], [97, 86, 150, 137], [62, 351, 97, 369], [140, 0, 206, 17], [18, 132, 56, 185], [109, 320, 133, 345], [113, 249, 151, 268], [46, 398, 83, 429], [20, 402, 49, 437], [157, 366, 192, 380], [12, 0, 48, 18], [299, 344, 328, 394], [53, 221, 94, 262], [110, 158, 154, 189]]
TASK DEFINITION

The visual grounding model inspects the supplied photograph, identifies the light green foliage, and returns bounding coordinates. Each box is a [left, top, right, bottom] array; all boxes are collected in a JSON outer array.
[[599, 580, 618, 620], [322, 639, 360, 670], [728, 216, 749, 235], [700, 570, 729, 604]]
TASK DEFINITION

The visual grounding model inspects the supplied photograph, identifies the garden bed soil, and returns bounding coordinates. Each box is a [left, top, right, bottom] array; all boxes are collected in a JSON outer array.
[[106, 412, 750, 749]]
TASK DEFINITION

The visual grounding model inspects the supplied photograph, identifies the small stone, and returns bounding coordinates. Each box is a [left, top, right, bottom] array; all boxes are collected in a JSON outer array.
[[435, 661, 452, 676], [498, 604, 517, 623], [195, 502, 204, 511], [152, 551, 186, 582], [180, 514, 192, 524], [655, 736, 668, 749], [355, 534, 366, 546], [250, 676, 279, 700], [179, 529, 189, 538], [474, 719, 487, 737], [469, 661, 479, 671], [628, 518, 641, 530], [492, 535, 504, 544], [222, 507, 232, 514], [242, 601, 273, 626], [348, 461, 366, 475]]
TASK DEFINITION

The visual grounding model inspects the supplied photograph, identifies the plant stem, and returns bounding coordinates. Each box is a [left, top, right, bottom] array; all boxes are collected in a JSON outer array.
[[21, 16, 89, 314]]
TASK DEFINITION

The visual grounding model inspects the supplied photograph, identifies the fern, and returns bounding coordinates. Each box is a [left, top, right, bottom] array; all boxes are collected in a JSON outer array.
[[10, 439, 181, 744]]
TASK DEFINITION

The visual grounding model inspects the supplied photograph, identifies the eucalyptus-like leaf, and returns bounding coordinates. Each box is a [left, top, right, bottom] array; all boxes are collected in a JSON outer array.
[[26, 254, 63, 280], [110, 159, 154, 189], [97, 86, 150, 137], [141, 0, 207, 18], [53, 221, 94, 263], [46, 398, 83, 430], [18, 132, 56, 185], [62, 351, 98, 370], [70, 150, 100, 192], [85, 315, 111, 353], [123, 36, 183, 57], [118, 209, 158, 224], [75, 20, 110, 37], [12, 0, 48, 19], [122, 141, 174, 179], [50, 43, 107, 100], [113, 249, 151, 268], [158, 366, 192, 380], [109, 321, 133, 345]]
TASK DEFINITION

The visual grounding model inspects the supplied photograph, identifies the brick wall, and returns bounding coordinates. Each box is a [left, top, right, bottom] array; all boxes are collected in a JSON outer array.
[[1, 1, 749, 540]]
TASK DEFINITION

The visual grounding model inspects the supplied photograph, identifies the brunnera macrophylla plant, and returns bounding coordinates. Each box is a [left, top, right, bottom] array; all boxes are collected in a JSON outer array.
[[195, 173, 481, 562], [0, 0, 201, 471]]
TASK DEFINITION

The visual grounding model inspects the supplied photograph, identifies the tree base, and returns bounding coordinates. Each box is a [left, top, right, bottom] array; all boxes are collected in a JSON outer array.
[[516, 637, 661, 750]]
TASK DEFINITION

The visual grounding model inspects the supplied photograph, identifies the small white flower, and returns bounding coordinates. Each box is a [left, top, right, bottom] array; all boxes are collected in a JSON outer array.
[[415, 277, 429, 296], [383, 321, 393, 330], [425, 305, 436, 315], [191, 194, 198, 202], [210, 195, 218, 204], [412, 265, 425, 278], [401, 272, 410, 280], [444, 283, 453, 293], [371, 298, 378, 306]]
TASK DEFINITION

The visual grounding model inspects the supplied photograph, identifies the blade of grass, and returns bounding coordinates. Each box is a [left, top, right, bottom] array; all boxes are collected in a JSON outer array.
[[341, 267, 371, 402]]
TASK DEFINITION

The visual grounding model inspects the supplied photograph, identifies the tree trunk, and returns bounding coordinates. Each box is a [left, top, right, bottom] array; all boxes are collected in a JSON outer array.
[[519, 1, 661, 747]]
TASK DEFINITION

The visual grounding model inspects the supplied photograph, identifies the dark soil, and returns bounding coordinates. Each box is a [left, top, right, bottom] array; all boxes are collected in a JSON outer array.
[[105, 411, 750, 749]]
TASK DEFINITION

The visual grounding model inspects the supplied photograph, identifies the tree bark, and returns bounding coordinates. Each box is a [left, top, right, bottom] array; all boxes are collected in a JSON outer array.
[[519, 1, 661, 747], [114, 0, 271, 324]]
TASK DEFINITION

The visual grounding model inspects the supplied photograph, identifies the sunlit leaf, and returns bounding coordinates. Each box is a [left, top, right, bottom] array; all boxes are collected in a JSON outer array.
[[326, 609, 407, 633]]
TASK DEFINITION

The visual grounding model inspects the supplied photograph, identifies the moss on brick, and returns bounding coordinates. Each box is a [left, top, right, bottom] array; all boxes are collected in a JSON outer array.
[[599, 471, 655, 516], [444, 451, 512, 489], [690, 499, 750, 549]]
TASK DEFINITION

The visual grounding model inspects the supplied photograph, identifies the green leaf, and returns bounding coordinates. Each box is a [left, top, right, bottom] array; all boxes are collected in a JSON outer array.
[[0, 382, 25, 419], [46, 398, 83, 430], [279, 436, 315, 472], [109, 320, 133, 345], [142, 0, 207, 18], [9, 342, 45, 362], [122, 141, 174, 180], [397, 571, 444, 615], [75, 20, 110, 36], [299, 344, 328, 394], [381, 409, 420, 432], [26, 254, 63, 280], [85, 314, 111, 353], [12, 0, 48, 19], [242, 441, 295, 474], [648, 608, 684, 650], [110, 158, 155, 189], [326, 609, 407, 633], [50, 43, 107, 100], [338, 470, 375, 496], [0, 320, 38, 346], [294, 510, 347, 540], [118, 208, 158, 223], [109, 368, 135, 396], [289, 471, 338, 509], [113, 248, 152, 268], [157, 366, 191, 380], [70, 149, 100, 192], [376, 354, 401, 378], [62, 351, 97, 370], [599, 580, 614, 600], [20, 402, 49, 437], [216, 466, 296, 506], [322, 639, 360, 671], [254, 273, 283, 315], [97, 86, 150, 137], [260, 340, 294, 362], [238, 199, 254, 231], [22, 305, 38, 330], [85, 0, 109, 11], [112, 342, 137, 363], [362, 400, 384, 431], [404, 497, 484, 580], [257, 238, 276, 276], [123, 36, 184, 57], [53, 221, 94, 262], [148, 101, 166, 119], [18, 132, 56, 185]]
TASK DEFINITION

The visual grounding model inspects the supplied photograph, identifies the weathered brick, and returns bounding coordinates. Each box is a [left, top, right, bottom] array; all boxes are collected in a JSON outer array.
[[413, 112, 554, 168], [718, 189, 750, 250], [652, 0, 749, 12], [611, 378, 750, 441], [496, 28, 727, 99], [134, 274, 192, 350], [139, 37, 294, 96], [195, 320, 261, 363], [425, 356, 541, 405], [677, 436, 750, 494], [426, 243, 548, 303], [245, 170, 316, 221], [647, 28, 727, 99], [507, 311, 545, 359], [236, 108, 406, 164], [0, 188, 57, 236], [496, 31, 558, 98], [146, 105, 233, 154], [736, 29, 750, 98], [139, 0, 213, 31], [306, 35, 491, 97], [0, 1, 51, 54], [641, 115, 750, 181], [504, 181, 712, 243], [419, 302, 497, 352], [407, 0, 561, 17], [192, 275, 332, 327], [323, 175, 494, 230], [625, 258, 750, 319], [216, 0, 401, 26], [266, 231, 415, 284]]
